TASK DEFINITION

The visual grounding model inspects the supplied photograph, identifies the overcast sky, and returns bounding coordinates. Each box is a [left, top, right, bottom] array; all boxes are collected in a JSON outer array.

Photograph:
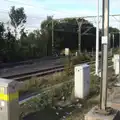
[[0, 0, 120, 32]]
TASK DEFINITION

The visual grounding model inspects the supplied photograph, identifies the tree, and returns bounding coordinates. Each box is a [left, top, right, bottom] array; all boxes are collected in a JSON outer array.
[[0, 22, 5, 38], [109, 27, 119, 48], [41, 17, 96, 53], [0, 22, 5, 61], [41, 16, 56, 55], [9, 6, 26, 39]]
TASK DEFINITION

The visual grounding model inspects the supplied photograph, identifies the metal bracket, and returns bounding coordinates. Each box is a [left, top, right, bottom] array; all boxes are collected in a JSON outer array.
[[94, 106, 113, 115]]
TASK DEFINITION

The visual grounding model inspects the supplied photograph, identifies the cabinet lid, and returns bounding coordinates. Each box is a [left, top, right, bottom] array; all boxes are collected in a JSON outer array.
[[75, 64, 89, 69]]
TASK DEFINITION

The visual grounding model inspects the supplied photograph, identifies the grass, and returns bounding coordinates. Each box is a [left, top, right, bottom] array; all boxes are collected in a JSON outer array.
[[18, 52, 115, 120], [19, 55, 92, 95], [19, 72, 72, 96], [20, 65, 115, 120], [65, 70, 116, 120], [19, 55, 112, 97], [20, 79, 74, 119], [20, 74, 100, 120]]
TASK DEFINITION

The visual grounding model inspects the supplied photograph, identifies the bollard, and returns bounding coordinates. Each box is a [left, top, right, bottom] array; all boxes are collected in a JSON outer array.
[[113, 54, 120, 75], [65, 48, 70, 56], [112, 54, 120, 71], [0, 78, 19, 120]]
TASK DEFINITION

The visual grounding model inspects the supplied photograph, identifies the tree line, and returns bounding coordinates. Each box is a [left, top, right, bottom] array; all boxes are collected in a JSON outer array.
[[0, 6, 119, 63]]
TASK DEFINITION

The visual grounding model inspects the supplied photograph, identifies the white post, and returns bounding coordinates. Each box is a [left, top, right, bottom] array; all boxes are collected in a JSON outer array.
[[112, 34, 114, 49], [95, 0, 100, 76]]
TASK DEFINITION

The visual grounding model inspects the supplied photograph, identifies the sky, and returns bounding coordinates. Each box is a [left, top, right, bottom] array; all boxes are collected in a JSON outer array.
[[0, 0, 120, 32]]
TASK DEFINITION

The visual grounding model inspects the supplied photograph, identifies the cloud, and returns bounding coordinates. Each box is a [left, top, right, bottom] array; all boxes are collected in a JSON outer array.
[[0, 0, 120, 32]]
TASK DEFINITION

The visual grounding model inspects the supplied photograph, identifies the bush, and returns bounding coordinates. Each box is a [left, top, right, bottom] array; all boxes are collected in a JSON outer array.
[[20, 80, 74, 118], [64, 54, 91, 76]]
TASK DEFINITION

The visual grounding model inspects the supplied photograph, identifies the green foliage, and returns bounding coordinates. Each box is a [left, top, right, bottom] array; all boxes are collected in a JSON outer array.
[[0, 8, 120, 63], [0, 22, 5, 36], [9, 6, 26, 39], [109, 27, 119, 33], [64, 54, 91, 76], [20, 74, 100, 119], [9, 6, 26, 28], [72, 54, 90, 65], [113, 48, 119, 54], [90, 75, 100, 96], [20, 80, 74, 118], [64, 56, 74, 76]]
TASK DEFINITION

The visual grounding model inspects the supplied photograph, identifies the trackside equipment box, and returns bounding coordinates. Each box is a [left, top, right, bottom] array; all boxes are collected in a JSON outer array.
[[74, 64, 90, 99], [0, 78, 19, 120]]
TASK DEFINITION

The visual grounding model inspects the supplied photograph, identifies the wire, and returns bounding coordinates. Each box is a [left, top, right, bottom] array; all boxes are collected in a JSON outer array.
[[112, 16, 120, 22], [3, 0, 73, 15], [82, 33, 95, 36], [0, 9, 47, 20], [1, 8, 119, 27], [0, 9, 9, 13], [93, 17, 102, 24], [82, 27, 94, 35], [110, 32, 120, 34]]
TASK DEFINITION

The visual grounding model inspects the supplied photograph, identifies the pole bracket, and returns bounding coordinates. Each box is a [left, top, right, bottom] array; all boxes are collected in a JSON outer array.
[[94, 106, 113, 115]]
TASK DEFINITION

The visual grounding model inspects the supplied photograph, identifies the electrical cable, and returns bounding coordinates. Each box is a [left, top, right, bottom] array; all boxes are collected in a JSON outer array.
[[3, 0, 73, 15]]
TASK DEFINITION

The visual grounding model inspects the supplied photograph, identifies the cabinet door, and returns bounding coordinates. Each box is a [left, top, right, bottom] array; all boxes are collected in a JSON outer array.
[[0, 112, 7, 120], [83, 68, 90, 96]]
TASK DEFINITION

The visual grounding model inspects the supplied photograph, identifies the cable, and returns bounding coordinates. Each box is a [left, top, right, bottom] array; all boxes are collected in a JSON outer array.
[[1, 8, 120, 27], [82, 27, 94, 35], [3, 0, 73, 15], [0, 9, 9, 13], [0, 9, 47, 20], [112, 16, 120, 22]]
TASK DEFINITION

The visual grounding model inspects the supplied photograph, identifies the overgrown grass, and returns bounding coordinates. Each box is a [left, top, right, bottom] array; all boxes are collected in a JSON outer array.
[[19, 72, 72, 96], [64, 54, 93, 76], [20, 80, 74, 119], [20, 74, 100, 120], [19, 53, 114, 120], [113, 48, 119, 54], [19, 54, 93, 95], [19, 53, 112, 98]]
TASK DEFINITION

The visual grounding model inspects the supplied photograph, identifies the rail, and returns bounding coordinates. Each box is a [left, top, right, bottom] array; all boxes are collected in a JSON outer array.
[[2, 57, 112, 81], [0, 56, 64, 69], [7, 65, 64, 81], [19, 64, 113, 104]]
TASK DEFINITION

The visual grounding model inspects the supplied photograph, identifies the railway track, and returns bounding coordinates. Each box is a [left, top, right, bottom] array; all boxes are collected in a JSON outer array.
[[19, 65, 113, 104], [5, 65, 64, 81], [2, 57, 112, 81], [0, 56, 65, 69]]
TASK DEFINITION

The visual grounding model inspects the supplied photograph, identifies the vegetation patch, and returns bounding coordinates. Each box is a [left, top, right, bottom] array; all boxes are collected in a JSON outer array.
[[20, 80, 74, 119], [20, 74, 101, 119]]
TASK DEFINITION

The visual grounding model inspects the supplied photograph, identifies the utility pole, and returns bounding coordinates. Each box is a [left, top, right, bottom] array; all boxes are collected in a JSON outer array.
[[119, 16, 120, 48], [100, 0, 104, 109], [52, 19, 54, 55], [77, 19, 83, 55], [95, 0, 100, 76], [115, 17, 120, 85], [78, 22, 82, 54], [100, 0, 109, 110]]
